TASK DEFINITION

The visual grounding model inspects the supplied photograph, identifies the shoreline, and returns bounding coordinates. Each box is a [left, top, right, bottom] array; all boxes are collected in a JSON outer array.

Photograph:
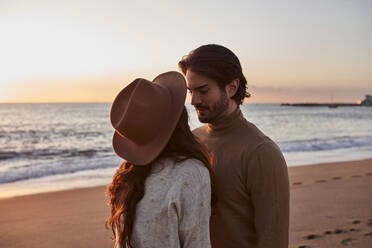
[[1, 158, 371, 200], [2, 155, 372, 200], [1, 159, 371, 247]]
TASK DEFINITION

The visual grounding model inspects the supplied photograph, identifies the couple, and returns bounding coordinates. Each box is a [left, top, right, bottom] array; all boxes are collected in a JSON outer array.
[[106, 44, 290, 248]]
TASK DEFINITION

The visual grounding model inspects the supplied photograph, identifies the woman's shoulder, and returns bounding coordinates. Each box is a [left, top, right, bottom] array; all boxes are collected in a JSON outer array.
[[153, 157, 210, 184], [173, 158, 210, 183]]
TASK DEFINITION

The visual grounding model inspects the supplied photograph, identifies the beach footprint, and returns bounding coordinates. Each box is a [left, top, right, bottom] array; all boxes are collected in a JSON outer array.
[[324, 228, 352, 235], [351, 175, 362, 178], [352, 220, 361, 224], [341, 238, 353, 245], [304, 234, 322, 240]]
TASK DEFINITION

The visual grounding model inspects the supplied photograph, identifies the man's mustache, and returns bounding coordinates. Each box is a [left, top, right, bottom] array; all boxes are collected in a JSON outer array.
[[195, 104, 209, 110]]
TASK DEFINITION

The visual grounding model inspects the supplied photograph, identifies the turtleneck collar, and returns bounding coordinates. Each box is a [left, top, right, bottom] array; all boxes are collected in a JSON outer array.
[[206, 107, 244, 134]]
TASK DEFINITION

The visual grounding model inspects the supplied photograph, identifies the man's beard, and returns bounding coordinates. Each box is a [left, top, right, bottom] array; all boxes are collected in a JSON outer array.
[[195, 92, 229, 123]]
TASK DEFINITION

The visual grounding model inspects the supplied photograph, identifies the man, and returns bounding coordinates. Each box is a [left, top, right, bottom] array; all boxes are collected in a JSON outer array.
[[178, 44, 289, 248]]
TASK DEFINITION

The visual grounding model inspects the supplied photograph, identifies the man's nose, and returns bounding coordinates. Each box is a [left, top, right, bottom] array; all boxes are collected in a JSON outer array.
[[191, 93, 201, 106]]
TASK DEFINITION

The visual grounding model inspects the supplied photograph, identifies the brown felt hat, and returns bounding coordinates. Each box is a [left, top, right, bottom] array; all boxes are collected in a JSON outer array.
[[110, 71, 187, 165]]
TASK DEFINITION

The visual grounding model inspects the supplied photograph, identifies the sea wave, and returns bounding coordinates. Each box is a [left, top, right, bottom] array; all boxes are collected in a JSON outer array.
[[0, 155, 121, 184], [0, 148, 112, 161], [278, 135, 372, 153]]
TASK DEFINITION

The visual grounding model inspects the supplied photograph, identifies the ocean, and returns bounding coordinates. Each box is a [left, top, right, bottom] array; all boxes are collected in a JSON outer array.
[[1, 103, 371, 198]]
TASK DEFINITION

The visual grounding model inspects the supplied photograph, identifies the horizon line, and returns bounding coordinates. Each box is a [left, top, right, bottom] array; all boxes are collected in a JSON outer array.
[[0, 101, 360, 104]]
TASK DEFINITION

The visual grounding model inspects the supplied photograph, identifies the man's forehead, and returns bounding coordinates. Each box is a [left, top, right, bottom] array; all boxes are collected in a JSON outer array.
[[185, 71, 214, 89], [186, 81, 209, 90]]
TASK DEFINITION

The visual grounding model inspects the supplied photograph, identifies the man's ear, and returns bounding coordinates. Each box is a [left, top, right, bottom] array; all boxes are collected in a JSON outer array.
[[225, 78, 239, 98]]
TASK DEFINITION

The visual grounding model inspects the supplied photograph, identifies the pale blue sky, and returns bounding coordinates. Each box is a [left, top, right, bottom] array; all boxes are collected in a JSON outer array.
[[0, 0, 371, 102]]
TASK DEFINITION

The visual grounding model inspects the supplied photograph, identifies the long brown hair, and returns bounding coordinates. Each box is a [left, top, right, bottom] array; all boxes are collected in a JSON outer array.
[[106, 107, 216, 248]]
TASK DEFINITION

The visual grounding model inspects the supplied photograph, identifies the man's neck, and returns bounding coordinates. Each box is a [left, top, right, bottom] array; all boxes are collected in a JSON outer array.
[[227, 100, 238, 116], [207, 107, 242, 134]]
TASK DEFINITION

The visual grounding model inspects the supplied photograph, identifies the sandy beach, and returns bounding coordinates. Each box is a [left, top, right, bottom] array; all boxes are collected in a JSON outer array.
[[0, 159, 371, 248]]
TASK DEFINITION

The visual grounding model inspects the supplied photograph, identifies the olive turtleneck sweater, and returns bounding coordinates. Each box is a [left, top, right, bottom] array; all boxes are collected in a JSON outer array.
[[193, 108, 289, 248]]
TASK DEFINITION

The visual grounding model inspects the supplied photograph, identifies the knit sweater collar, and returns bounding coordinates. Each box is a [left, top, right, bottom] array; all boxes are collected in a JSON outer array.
[[206, 107, 244, 134]]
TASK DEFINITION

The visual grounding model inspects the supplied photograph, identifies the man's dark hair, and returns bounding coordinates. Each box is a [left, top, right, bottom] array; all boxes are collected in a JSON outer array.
[[178, 44, 250, 105]]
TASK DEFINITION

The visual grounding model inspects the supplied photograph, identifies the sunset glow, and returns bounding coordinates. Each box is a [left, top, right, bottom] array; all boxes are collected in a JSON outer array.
[[1, 0, 371, 103]]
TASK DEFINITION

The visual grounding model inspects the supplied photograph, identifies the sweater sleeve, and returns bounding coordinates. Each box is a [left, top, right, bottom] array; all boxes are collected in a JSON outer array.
[[247, 141, 290, 248], [170, 161, 212, 248]]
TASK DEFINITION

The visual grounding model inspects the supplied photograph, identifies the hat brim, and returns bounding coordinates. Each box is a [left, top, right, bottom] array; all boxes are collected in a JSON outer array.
[[112, 71, 186, 165]]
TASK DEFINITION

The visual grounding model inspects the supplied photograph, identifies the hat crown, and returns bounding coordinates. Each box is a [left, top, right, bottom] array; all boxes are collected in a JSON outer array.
[[111, 79, 171, 145], [110, 71, 186, 165]]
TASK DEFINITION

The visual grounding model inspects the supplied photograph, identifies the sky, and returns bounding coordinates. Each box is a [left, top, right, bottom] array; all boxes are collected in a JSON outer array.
[[0, 0, 371, 103]]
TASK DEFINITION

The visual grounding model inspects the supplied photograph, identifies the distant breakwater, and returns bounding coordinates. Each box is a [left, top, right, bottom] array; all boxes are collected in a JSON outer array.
[[282, 94, 372, 107], [281, 103, 362, 107]]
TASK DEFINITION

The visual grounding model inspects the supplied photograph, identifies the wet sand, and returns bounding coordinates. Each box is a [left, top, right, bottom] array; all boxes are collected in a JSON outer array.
[[0, 159, 371, 248]]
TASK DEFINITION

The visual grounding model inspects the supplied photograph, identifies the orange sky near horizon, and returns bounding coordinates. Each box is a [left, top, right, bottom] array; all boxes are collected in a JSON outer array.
[[1, 77, 367, 104], [1, 0, 371, 103]]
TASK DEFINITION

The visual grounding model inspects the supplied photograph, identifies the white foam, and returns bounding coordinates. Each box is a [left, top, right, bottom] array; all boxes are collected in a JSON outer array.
[[284, 146, 372, 166], [278, 136, 372, 153], [0, 167, 117, 199]]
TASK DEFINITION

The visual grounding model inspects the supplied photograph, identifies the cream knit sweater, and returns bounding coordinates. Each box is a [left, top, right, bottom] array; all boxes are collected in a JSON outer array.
[[129, 158, 211, 248]]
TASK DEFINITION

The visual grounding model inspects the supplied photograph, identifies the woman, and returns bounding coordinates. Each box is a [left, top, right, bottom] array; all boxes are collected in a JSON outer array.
[[106, 71, 216, 248]]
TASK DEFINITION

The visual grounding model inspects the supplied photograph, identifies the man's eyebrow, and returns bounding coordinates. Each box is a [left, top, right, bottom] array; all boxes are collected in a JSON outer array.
[[188, 84, 208, 91]]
